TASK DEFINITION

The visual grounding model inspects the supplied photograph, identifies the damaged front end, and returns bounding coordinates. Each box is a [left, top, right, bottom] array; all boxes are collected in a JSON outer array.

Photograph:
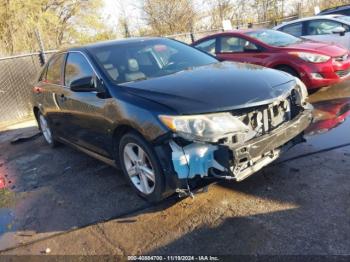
[[155, 79, 313, 195]]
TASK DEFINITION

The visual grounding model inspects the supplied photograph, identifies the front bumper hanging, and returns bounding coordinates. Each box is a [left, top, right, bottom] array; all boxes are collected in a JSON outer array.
[[166, 107, 312, 184]]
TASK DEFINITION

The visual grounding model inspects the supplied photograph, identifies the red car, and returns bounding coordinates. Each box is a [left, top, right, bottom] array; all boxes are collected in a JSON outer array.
[[192, 29, 350, 90]]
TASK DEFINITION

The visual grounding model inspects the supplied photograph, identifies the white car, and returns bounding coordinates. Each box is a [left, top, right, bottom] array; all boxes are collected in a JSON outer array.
[[273, 15, 350, 50]]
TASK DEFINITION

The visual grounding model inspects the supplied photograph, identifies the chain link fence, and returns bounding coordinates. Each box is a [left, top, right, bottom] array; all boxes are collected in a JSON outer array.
[[165, 29, 223, 44], [0, 51, 56, 128], [165, 15, 299, 43]]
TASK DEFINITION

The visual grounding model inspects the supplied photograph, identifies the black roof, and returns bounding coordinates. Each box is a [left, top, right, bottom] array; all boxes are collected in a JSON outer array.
[[67, 37, 162, 52]]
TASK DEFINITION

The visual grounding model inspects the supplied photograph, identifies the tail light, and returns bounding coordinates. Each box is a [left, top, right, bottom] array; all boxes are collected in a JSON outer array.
[[33, 86, 43, 94]]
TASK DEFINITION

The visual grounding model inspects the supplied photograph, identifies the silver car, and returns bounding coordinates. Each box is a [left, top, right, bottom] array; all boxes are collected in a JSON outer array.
[[274, 15, 350, 50]]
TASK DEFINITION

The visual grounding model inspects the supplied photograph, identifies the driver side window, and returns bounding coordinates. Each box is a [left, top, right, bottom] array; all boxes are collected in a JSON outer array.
[[64, 52, 94, 87], [219, 36, 258, 53], [306, 20, 347, 35]]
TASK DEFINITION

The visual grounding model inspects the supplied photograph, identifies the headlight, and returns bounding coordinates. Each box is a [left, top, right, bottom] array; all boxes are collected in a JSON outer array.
[[294, 77, 308, 104], [289, 52, 330, 63], [159, 112, 249, 142]]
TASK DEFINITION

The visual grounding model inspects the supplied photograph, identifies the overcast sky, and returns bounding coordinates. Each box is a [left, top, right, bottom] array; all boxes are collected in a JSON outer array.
[[102, 0, 144, 31]]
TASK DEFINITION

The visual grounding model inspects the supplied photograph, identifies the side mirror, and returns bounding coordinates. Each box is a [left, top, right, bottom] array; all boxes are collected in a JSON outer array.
[[70, 76, 96, 92], [332, 27, 346, 36]]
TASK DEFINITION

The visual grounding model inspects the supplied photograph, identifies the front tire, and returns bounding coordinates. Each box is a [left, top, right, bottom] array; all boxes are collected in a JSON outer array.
[[119, 132, 165, 202]]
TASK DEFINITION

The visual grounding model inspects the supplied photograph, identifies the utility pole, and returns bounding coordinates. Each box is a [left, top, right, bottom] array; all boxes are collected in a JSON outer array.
[[34, 28, 46, 66], [297, 2, 302, 18]]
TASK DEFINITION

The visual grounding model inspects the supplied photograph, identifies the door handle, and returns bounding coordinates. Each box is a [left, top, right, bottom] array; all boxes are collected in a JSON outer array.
[[59, 94, 67, 102]]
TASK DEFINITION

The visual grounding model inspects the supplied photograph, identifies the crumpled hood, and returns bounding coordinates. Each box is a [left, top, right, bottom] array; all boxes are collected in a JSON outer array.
[[120, 61, 296, 114]]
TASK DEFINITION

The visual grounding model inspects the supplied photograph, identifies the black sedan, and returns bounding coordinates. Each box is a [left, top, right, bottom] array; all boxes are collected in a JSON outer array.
[[32, 37, 312, 202]]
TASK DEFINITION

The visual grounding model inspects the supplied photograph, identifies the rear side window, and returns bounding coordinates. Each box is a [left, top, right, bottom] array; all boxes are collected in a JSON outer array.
[[194, 38, 216, 55], [280, 22, 303, 37], [46, 54, 65, 85], [64, 53, 94, 86]]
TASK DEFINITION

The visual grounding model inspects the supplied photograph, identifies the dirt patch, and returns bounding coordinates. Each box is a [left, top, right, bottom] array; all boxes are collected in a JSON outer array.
[[0, 190, 17, 208]]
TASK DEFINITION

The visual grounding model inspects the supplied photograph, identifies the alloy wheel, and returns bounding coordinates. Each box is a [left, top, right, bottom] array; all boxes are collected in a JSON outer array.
[[123, 143, 155, 195]]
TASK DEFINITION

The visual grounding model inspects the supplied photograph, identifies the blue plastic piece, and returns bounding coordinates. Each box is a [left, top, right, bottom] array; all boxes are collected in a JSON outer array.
[[169, 141, 225, 179]]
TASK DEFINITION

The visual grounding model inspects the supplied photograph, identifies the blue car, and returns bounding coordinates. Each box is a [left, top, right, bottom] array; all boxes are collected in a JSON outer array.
[[318, 5, 350, 16]]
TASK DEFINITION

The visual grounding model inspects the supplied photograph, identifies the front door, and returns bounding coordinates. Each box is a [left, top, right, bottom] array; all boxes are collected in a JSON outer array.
[[57, 52, 114, 157], [303, 19, 350, 49], [215, 36, 267, 66]]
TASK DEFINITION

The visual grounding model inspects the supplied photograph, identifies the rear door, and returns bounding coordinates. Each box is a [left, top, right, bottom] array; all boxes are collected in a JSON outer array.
[[38, 53, 67, 137], [215, 36, 267, 66], [57, 52, 113, 157], [303, 19, 350, 49], [279, 22, 304, 37]]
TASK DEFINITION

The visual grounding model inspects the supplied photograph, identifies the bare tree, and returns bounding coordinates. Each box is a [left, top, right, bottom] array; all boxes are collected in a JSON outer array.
[[114, 0, 131, 38], [230, 0, 250, 28], [142, 0, 196, 36], [206, 0, 233, 29], [0, 0, 114, 55], [0, 0, 15, 54]]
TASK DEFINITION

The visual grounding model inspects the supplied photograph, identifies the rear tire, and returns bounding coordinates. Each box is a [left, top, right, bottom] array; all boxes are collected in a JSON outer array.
[[119, 132, 165, 203], [38, 112, 58, 148]]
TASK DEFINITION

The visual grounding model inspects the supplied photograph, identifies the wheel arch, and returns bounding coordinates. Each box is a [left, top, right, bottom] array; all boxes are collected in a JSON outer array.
[[112, 124, 145, 166], [273, 64, 300, 77]]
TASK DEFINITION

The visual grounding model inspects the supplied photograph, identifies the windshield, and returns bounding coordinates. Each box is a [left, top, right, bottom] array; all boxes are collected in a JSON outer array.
[[246, 29, 303, 47], [89, 38, 218, 84], [337, 15, 350, 23]]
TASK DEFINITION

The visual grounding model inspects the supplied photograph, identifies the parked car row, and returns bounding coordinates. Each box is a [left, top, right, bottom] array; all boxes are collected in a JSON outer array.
[[192, 29, 350, 90], [191, 7, 350, 91], [32, 7, 349, 202]]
